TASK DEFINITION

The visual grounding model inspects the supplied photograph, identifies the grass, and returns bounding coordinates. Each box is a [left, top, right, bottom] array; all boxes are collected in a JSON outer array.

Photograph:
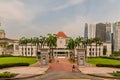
[[86, 57, 120, 65], [110, 71, 120, 77], [0, 57, 37, 65]]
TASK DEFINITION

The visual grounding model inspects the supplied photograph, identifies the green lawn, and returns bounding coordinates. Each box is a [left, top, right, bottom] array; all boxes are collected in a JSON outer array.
[[86, 57, 120, 65], [0, 57, 37, 65]]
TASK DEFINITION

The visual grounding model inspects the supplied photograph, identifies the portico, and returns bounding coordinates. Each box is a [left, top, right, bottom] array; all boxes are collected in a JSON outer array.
[[53, 49, 71, 58]]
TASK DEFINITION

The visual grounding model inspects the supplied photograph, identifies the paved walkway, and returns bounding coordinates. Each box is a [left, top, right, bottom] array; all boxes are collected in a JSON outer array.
[[47, 58, 80, 72], [79, 67, 120, 78], [0, 61, 48, 79]]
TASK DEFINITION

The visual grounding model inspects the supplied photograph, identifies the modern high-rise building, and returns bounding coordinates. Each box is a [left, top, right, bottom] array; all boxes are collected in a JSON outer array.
[[96, 23, 111, 42], [84, 23, 88, 40], [96, 23, 106, 42], [106, 23, 111, 42], [88, 24, 96, 39], [113, 22, 120, 51]]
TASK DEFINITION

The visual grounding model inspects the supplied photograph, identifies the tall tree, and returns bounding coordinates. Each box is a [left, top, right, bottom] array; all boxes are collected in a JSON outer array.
[[19, 37, 27, 56], [67, 38, 76, 61], [98, 40, 102, 56], [75, 36, 83, 48], [81, 39, 88, 57], [93, 37, 101, 57], [32, 37, 40, 56], [86, 38, 93, 57], [46, 34, 57, 61], [39, 36, 46, 48]]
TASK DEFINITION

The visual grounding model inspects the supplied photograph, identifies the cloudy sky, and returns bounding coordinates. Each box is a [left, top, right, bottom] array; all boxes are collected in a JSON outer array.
[[0, 0, 120, 39]]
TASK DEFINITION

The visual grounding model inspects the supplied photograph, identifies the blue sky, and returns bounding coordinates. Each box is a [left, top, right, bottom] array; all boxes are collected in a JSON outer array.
[[0, 0, 120, 38]]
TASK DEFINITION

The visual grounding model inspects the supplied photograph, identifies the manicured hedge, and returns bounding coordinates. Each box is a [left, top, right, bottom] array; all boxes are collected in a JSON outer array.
[[96, 64, 120, 68], [0, 72, 16, 78], [0, 63, 29, 69], [100, 56, 120, 60], [0, 54, 13, 57], [110, 71, 120, 77]]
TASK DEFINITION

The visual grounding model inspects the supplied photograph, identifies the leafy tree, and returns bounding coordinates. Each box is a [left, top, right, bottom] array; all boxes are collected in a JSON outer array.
[[103, 46, 107, 55], [93, 37, 101, 57], [75, 36, 83, 48], [67, 38, 76, 61], [46, 34, 57, 61]]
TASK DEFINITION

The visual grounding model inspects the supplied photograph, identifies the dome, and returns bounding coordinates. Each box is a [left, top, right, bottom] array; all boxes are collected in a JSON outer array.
[[0, 26, 4, 31]]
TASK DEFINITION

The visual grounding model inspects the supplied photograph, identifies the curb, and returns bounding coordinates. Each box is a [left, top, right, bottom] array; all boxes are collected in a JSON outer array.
[[87, 74, 120, 79]]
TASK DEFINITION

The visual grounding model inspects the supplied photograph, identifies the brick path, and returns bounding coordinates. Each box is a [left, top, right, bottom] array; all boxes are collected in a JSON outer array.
[[47, 58, 80, 72]]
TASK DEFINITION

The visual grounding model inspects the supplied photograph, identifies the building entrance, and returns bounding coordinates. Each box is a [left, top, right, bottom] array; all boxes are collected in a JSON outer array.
[[55, 52, 68, 58]]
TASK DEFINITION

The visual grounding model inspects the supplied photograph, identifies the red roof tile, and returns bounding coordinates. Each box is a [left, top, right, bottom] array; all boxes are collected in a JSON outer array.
[[56, 31, 67, 38]]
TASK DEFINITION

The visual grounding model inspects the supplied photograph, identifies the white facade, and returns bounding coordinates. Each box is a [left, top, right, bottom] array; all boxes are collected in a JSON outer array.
[[19, 44, 37, 56], [88, 24, 96, 39], [13, 32, 112, 57], [86, 42, 111, 57]]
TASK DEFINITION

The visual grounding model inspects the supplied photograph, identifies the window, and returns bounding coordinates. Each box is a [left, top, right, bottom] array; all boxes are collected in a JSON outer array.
[[60, 40, 62, 43], [28, 48, 30, 51], [89, 48, 91, 51], [89, 52, 91, 56], [15, 45, 19, 50]]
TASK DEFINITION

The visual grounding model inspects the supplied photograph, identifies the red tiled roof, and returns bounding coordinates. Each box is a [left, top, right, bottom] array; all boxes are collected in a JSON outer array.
[[56, 31, 67, 38]]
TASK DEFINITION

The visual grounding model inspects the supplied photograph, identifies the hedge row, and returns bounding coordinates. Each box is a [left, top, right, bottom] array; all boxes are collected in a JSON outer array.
[[0, 72, 16, 78], [96, 64, 120, 68], [100, 56, 120, 60], [0, 54, 13, 57], [0, 63, 29, 69]]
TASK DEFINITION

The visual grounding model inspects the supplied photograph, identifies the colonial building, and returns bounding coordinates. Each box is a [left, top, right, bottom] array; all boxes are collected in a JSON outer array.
[[86, 42, 111, 57], [14, 31, 111, 57], [0, 24, 14, 54]]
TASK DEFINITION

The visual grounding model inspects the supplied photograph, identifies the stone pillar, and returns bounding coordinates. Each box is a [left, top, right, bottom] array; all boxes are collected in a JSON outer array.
[[76, 48, 85, 67], [40, 48, 49, 66]]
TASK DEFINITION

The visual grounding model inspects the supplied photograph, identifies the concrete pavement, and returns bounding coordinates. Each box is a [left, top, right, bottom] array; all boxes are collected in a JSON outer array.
[[79, 67, 120, 78]]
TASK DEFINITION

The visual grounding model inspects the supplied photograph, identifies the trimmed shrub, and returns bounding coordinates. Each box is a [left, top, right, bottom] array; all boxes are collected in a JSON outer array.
[[0, 63, 29, 69], [0, 72, 16, 78], [0, 54, 13, 57], [110, 71, 120, 77], [96, 64, 120, 68]]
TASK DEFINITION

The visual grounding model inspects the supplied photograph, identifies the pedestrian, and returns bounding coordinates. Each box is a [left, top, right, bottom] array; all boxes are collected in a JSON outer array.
[[72, 65, 75, 72], [57, 60, 59, 63]]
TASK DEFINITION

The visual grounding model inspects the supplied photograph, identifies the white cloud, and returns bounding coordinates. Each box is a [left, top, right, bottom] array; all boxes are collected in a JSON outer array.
[[52, 0, 83, 10]]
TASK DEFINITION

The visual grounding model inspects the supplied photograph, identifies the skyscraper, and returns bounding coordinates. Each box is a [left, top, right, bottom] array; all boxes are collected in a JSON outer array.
[[84, 23, 88, 40], [88, 24, 96, 39], [96, 23, 106, 42], [106, 23, 111, 42], [113, 22, 120, 51]]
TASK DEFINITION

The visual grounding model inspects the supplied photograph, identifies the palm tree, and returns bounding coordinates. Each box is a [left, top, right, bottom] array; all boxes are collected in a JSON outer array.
[[86, 38, 93, 57], [93, 37, 101, 57], [98, 40, 102, 56], [75, 36, 83, 48], [81, 39, 88, 58], [32, 37, 40, 57], [67, 38, 76, 61], [39, 36, 46, 48], [46, 34, 57, 61], [19, 37, 26, 56]]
